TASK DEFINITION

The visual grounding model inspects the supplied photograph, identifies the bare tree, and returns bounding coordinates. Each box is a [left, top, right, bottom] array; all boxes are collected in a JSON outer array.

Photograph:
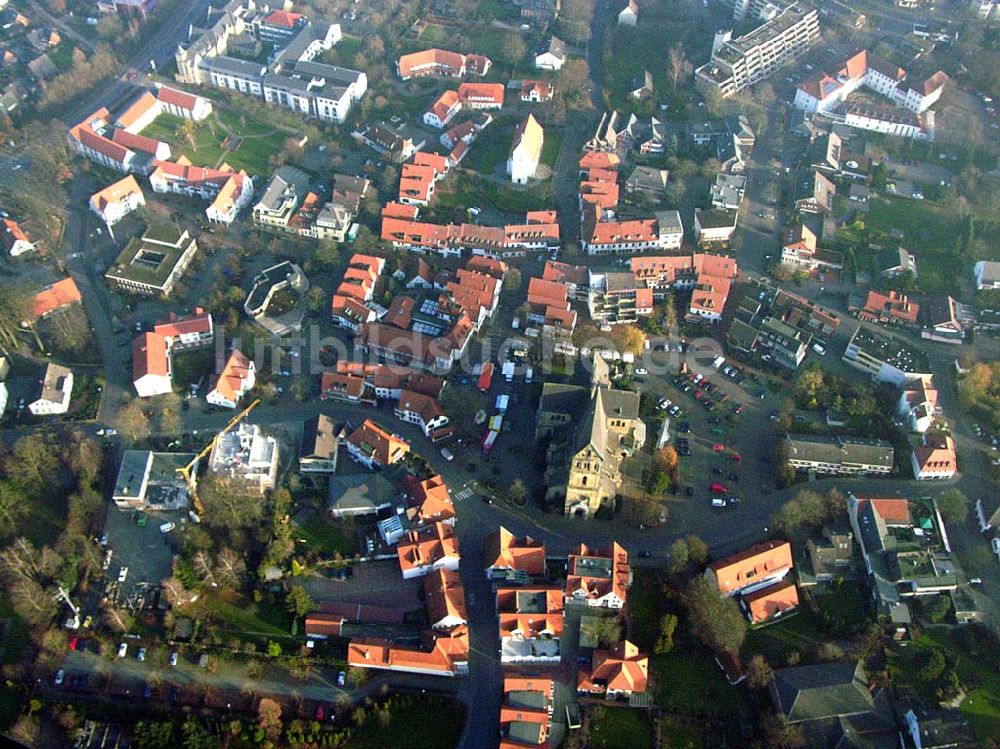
[[668, 45, 689, 90], [103, 606, 133, 633], [215, 548, 246, 589], [161, 577, 196, 608], [10, 579, 56, 627]]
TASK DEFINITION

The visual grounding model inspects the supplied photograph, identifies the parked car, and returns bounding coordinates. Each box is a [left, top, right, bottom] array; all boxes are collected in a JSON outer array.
[[118, 643, 128, 658], [137, 648, 146, 662], [54, 669, 65, 686], [711, 498, 727, 508], [337, 671, 346, 687], [169, 652, 179, 667], [712, 443, 726, 452]]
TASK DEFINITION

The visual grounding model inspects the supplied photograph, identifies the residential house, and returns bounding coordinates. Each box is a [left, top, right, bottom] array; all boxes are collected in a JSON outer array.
[[921, 295, 969, 344], [578, 640, 649, 698], [497, 586, 564, 663], [625, 166, 669, 202], [423, 89, 462, 129], [800, 526, 854, 585], [155, 85, 213, 120], [394, 389, 451, 440], [27, 363, 73, 415], [565, 542, 630, 608], [485, 526, 546, 581], [253, 166, 312, 228], [397, 521, 460, 579], [149, 157, 252, 224], [854, 290, 920, 328], [693, 207, 738, 246], [974, 260, 1000, 290], [30, 277, 81, 320], [710, 173, 746, 210], [629, 70, 653, 99], [877, 247, 918, 279], [458, 82, 505, 109], [206, 348, 255, 408], [911, 432, 957, 480], [617, 0, 638, 26], [424, 568, 467, 629], [534, 36, 565, 70], [706, 540, 794, 596], [785, 434, 894, 476], [398, 473, 456, 528], [89, 175, 145, 226], [2, 218, 35, 257], [348, 626, 469, 677], [521, 79, 554, 102], [847, 494, 957, 616], [346, 418, 410, 469], [132, 309, 214, 397], [770, 662, 897, 749], [508, 114, 543, 184], [327, 472, 394, 518], [397, 48, 492, 79], [781, 224, 844, 273], [299, 414, 343, 473], [898, 378, 937, 434]]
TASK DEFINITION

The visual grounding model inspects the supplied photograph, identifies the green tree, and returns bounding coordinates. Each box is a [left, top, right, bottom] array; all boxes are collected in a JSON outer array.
[[746, 654, 773, 689], [685, 535, 709, 566], [509, 479, 528, 506], [591, 615, 623, 648], [266, 640, 283, 658], [654, 613, 677, 654], [682, 576, 747, 655], [936, 489, 969, 525], [667, 538, 689, 576], [286, 585, 315, 618]]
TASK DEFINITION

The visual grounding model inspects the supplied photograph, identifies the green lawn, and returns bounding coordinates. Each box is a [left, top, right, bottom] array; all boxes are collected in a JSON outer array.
[[345, 696, 465, 749], [469, 120, 515, 174], [652, 644, 737, 717], [142, 109, 286, 175], [540, 130, 564, 167], [200, 591, 293, 636], [589, 706, 655, 749], [297, 515, 357, 557], [661, 717, 705, 749], [923, 627, 1000, 742], [322, 34, 362, 67], [420, 23, 454, 44]]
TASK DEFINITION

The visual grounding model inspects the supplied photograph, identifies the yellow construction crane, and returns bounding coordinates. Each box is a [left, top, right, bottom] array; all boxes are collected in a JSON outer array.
[[177, 399, 261, 517]]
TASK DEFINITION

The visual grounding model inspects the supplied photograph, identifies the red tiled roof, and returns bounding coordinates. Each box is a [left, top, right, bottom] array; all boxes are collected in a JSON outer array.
[[262, 9, 303, 27], [156, 85, 200, 111], [115, 91, 159, 131], [31, 277, 81, 319], [132, 332, 168, 380]]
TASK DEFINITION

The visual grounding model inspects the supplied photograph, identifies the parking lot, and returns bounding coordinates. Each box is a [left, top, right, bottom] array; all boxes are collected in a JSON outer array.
[[637, 351, 783, 534], [102, 506, 180, 601], [299, 559, 424, 612]]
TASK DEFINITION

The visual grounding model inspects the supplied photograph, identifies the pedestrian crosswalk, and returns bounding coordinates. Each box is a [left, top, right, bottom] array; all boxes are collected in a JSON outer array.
[[454, 487, 475, 502]]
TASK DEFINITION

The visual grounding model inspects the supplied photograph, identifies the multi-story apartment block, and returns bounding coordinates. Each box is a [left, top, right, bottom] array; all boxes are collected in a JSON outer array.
[[695, 3, 820, 98], [174, 0, 365, 123], [586, 270, 653, 325], [842, 327, 933, 386], [785, 434, 894, 476]]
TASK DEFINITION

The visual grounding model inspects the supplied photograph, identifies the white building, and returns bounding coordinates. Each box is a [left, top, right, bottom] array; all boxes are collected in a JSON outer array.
[[693, 207, 738, 245], [974, 260, 1000, 290], [155, 85, 214, 121], [617, 0, 638, 26], [208, 422, 279, 494], [508, 114, 543, 185], [89, 175, 146, 226], [206, 349, 256, 408], [28, 363, 72, 415], [534, 36, 566, 71]]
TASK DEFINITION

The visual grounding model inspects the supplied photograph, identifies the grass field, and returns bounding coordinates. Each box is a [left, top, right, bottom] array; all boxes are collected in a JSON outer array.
[[345, 696, 465, 749], [297, 515, 357, 557], [661, 717, 705, 749], [469, 120, 515, 174], [652, 643, 737, 717], [322, 34, 363, 68], [540, 130, 564, 167], [420, 23, 454, 44], [142, 109, 286, 175], [589, 707, 655, 749], [200, 590, 293, 636]]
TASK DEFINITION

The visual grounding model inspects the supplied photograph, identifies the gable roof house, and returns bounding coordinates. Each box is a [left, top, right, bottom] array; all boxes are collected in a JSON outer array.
[[485, 526, 546, 582], [3, 218, 37, 257], [424, 567, 467, 629], [577, 640, 649, 698], [31, 277, 81, 320], [534, 36, 566, 70], [28, 363, 73, 415], [346, 418, 410, 469], [396, 521, 461, 579], [497, 586, 565, 663], [770, 661, 897, 749], [300, 414, 344, 474], [565, 542, 631, 608], [617, 0, 638, 26], [90, 175, 146, 226], [911, 432, 957, 480], [206, 348, 255, 409], [327, 472, 394, 518]]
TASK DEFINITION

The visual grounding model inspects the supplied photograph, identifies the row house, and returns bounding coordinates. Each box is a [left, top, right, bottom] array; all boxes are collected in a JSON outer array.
[[348, 626, 469, 677], [132, 309, 214, 398], [206, 348, 255, 408], [397, 48, 492, 79], [394, 389, 452, 440], [90, 175, 146, 226], [526, 276, 577, 332], [149, 157, 253, 224], [497, 587, 564, 664], [565, 542, 630, 609], [397, 521, 461, 579], [346, 418, 410, 469], [331, 253, 385, 332]]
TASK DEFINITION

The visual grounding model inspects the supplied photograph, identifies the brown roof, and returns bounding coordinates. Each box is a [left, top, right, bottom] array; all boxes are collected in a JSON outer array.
[[485, 526, 546, 575], [132, 332, 168, 380], [708, 540, 793, 595], [347, 418, 410, 466], [743, 579, 800, 623], [31, 277, 81, 319], [211, 349, 253, 403], [578, 640, 648, 694]]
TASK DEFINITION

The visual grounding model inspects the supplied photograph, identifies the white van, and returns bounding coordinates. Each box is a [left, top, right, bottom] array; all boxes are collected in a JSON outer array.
[[812, 343, 826, 356], [711, 498, 727, 508], [159, 522, 176, 534]]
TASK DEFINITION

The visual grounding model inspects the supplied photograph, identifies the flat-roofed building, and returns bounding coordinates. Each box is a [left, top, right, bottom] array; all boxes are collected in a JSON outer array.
[[786, 434, 894, 476], [105, 225, 198, 297]]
